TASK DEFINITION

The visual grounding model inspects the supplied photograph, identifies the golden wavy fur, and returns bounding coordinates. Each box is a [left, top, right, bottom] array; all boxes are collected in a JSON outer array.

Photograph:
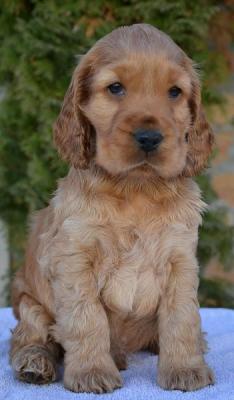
[[10, 24, 214, 393]]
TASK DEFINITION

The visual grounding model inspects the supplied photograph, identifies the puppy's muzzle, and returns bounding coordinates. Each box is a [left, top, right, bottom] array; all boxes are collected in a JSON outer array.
[[134, 128, 163, 153]]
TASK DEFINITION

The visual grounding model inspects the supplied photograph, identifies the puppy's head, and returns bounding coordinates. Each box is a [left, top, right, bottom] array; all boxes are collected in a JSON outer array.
[[54, 24, 214, 179]]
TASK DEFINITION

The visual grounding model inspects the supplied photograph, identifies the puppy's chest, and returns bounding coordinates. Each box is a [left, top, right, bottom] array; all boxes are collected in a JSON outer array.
[[96, 215, 171, 318]]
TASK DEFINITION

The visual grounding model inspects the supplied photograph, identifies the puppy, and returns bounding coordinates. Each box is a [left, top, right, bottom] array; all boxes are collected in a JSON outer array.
[[10, 24, 214, 393]]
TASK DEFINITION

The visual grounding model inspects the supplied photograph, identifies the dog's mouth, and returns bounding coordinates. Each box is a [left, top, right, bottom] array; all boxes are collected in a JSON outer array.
[[120, 160, 159, 175]]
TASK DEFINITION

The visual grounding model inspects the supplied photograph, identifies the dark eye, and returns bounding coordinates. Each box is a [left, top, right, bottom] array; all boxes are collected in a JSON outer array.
[[168, 86, 182, 99], [108, 82, 125, 96]]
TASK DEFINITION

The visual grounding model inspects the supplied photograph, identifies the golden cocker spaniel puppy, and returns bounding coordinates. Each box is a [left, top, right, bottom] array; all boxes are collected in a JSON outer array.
[[10, 24, 214, 393]]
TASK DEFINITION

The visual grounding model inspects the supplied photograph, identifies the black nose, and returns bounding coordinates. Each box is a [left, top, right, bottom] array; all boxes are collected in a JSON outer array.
[[134, 129, 163, 152]]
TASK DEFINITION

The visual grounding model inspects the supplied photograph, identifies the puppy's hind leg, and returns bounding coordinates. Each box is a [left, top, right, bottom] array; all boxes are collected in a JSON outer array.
[[10, 294, 60, 384]]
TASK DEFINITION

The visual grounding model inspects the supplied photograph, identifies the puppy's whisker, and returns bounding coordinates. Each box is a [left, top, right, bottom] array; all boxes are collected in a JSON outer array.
[[118, 128, 131, 134]]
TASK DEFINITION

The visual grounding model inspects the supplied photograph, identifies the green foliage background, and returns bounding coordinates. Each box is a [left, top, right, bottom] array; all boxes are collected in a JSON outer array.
[[0, 0, 233, 306]]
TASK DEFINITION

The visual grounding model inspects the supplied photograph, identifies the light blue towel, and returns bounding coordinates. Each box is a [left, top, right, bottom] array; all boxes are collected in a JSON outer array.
[[0, 307, 234, 400]]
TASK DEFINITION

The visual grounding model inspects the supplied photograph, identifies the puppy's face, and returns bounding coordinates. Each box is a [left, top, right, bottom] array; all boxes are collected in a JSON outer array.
[[83, 54, 192, 179], [54, 24, 214, 179]]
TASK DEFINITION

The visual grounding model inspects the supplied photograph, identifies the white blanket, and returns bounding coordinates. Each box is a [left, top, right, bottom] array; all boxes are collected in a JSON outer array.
[[0, 307, 234, 400]]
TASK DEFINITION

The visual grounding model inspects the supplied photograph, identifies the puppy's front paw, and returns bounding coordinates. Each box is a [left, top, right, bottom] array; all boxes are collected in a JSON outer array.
[[158, 363, 214, 391], [64, 365, 122, 393]]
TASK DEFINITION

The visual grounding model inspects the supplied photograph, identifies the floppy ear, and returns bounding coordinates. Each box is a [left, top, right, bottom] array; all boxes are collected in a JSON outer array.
[[53, 61, 95, 169], [182, 77, 214, 177]]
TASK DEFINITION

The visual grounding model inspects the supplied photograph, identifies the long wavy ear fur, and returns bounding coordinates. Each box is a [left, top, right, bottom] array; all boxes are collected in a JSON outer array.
[[53, 61, 95, 169], [182, 71, 214, 177]]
